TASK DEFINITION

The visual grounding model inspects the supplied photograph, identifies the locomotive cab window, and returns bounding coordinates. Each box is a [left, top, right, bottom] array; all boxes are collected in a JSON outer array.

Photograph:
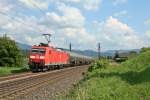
[[31, 48, 46, 54], [31, 48, 39, 54], [39, 49, 46, 54]]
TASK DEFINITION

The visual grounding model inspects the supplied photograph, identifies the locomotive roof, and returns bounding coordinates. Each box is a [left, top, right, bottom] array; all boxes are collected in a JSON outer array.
[[32, 46, 54, 49], [32, 45, 49, 48]]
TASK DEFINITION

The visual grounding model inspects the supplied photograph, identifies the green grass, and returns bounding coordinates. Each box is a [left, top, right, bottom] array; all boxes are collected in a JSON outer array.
[[0, 58, 30, 77], [62, 51, 150, 100], [0, 67, 30, 77]]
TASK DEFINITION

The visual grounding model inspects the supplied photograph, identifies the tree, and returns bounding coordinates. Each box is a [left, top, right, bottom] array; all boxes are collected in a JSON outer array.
[[129, 50, 137, 57], [130, 50, 137, 55], [0, 34, 23, 67], [128, 50, 137, 58]]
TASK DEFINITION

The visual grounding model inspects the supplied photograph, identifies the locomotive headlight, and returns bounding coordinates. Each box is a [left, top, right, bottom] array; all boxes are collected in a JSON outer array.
[[40, 56, 45, 59], [30, 56, 35, 59]]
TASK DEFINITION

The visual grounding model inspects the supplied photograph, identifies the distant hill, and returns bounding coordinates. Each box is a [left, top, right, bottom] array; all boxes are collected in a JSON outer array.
[[17, 43, 140, 57], [71, 49, 140, 57], [17, 43, 31, 50], [64, 49, 121, 57]]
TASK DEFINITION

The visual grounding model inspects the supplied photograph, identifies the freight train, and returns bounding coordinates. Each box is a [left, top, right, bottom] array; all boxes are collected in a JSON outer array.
[[28, 45, 93, 72]]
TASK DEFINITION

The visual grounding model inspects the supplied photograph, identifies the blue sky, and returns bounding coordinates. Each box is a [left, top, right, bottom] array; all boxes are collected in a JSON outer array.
[[0, 0, 150, 51]]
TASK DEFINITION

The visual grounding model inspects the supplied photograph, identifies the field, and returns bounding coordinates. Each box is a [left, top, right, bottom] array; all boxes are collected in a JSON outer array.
[[0, 58, 29, 77], [0, 67, 29, 77], [63, 51, 150, 100]]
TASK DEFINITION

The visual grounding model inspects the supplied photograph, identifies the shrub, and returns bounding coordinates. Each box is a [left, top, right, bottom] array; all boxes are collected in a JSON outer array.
[[122, 50, 150, 71], [88, 59, 109, 72], [140, 47, 150, 53]]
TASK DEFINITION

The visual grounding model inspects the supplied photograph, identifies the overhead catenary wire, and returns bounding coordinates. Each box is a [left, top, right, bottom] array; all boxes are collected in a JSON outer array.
[[28, 0, 47, 15], [0, 1, 54, 45], [0, 0, 50, 33], [28, 0, 45, 15], [0, 11, 44, 34], [27, 0, 52, 32]]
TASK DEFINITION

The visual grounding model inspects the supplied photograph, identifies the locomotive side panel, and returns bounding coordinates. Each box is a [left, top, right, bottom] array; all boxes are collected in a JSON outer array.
[[44, 48, 50, 65], [63, 52, 70, 64], [50, 49, 58, 65], [45, 48, 70, 66]]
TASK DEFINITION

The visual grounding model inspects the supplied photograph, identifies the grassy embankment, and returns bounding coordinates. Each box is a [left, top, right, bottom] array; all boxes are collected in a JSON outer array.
[[0, 58, 29, 77], [63, 51, 150, 100]]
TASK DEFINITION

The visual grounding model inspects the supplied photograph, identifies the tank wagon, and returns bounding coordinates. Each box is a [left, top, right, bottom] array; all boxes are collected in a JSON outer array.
[[28, 45, 93, 72]]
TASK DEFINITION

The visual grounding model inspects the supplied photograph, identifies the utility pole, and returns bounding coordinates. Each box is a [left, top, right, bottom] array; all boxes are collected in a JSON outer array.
[[69, 43, 72, 51], [98, 42, 101, 59]]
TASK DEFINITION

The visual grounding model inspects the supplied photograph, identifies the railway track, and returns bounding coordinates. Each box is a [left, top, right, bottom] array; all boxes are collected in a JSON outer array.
[[0, 72, 33, 82], [0, 65, 88, 100]]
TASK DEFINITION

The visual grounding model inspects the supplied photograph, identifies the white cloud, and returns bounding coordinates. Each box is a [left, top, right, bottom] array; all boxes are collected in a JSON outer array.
[[0, 1, 14, 13], [112, 0, 128, 6], [62, 0, 102, 11], [63, 0, 80, 3], [145, 31, 150, 38], [19, 0, 49, 9], [82, 0, 102, 11], [92, 16, 144, 50], [57, 3, 85, 27], [143, 31, 150, 46], [144, 19, 150, 25], [18, 0, 102, 12], [42, 2, 85, 29], [113, 10, 131, 18]]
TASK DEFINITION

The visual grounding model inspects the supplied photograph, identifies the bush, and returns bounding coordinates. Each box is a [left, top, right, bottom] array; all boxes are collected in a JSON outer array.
[[122, 51, 150, 71], [140, 47, 150, 53], [88, 59, 109, 72], [0, 35, 23, 67]]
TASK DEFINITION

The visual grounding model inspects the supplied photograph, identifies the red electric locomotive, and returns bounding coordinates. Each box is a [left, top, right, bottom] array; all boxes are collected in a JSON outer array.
[[29, 46, 70, 72]]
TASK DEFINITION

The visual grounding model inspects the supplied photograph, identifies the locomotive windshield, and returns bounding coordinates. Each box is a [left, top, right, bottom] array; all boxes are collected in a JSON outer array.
[[31, 48, 46, 54]]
